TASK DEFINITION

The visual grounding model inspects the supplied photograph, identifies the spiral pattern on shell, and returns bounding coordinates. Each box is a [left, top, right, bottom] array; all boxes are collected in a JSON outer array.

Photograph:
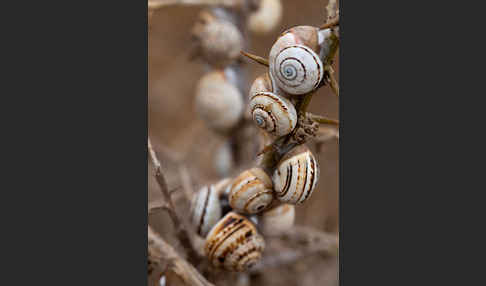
[[272, 147, 320, 204], [229, 168, 274, 214], [249, 92, 297, 137], [204, 212, 265, 272], [269, 33, 323, 95], [259, 204, 295, 235], [190, 185, 222, 237]]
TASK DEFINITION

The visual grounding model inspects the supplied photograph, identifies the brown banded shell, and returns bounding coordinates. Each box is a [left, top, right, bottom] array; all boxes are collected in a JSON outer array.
[[204, 212, 265, 272], [229, 168, 274, 214], [269, 26, 324, 95], [259, 204, 295, 235], [249, 73, 274, 100], [190, 185, 222, 237], [249, 91, 297, 137], [272, 146, 320, 204]]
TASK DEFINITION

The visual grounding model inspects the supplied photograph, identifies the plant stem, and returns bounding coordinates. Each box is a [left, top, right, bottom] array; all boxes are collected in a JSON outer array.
[[148, 138, 201, 264], [308, 113, 339, 126], [240, 50, 269, 67]]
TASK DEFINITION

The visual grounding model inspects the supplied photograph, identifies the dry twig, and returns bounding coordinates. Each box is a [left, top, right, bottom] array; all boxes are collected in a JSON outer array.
[[148, 137, 201, 264], [319, 15, 339, 30], [148, 226, 215, 286]]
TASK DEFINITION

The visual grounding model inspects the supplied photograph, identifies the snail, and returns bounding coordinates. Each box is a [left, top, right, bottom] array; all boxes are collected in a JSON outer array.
[[248, 0, 283, 35], [190, 178, 232, 237], [229, 167, 274, 214], [259, 204, 295, 235], [269, 25, 331, 95], [204, 212, 265, 272], [272, 145, 320, 204], [248, 74, 297, 137], [195, 70, 244, 133], [190, 10, 243, 68]]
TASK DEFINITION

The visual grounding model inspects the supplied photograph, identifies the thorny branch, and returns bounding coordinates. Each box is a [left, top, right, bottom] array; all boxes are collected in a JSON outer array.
[[148, 226, 215, 286], [148, 137, 201, 264]]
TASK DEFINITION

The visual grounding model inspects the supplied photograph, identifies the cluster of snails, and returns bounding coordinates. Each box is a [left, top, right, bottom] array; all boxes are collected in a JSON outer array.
[[190, 177, 297, 272], [249, 25, 335, 137], [192, 4, 283, 177], [188, 24, 336, 272]]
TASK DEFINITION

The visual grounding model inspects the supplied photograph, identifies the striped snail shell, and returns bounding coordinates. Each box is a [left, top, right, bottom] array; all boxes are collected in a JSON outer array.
[[195, 70, 244, 133], [269, 26, 324, 95], [204, 212, 265, 272], [249, 72, 275, 100], [190, 179, 231, 237], [249, 90, 297, 137], [259, 204, 295, 235], [272, 145, 320, 204], [229, 167, 274, 214]]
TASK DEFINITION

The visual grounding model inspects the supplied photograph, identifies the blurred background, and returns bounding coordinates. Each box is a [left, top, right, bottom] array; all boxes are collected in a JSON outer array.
[[149, 0, 339, 285]]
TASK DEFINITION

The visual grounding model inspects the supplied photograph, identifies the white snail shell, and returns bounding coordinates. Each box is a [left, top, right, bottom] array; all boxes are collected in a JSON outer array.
[[229, 167, 274, 214], [249, 72, 275, 100], [269, 26, 324, 95], [204, 212, 265, 272], [191, 10, 243, 67], [259, 204, 295, 235], [190, 184, 224, 237], [272, 146, 320, 204], [249, 91, 297, 137], [195, 70, 244, 133], [248, 0, 283, 34]]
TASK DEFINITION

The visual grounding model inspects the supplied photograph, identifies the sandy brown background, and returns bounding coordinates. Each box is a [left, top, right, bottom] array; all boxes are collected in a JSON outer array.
[[149, 1, 339, 285]]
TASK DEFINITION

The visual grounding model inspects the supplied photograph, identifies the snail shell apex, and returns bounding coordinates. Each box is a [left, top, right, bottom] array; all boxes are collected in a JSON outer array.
[[204, 212, 265, 272], [249, 91, 297, 137], [272, 146, 320, 204], [190, 185, 222, 237], [229, 168, 274, 214]]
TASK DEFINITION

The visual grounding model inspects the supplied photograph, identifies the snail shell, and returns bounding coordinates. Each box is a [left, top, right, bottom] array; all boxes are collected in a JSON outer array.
[[259, 204, 295, 235], [272, 145, 320, 204], [249, 72, 274, 100], [229, 167, 274, 214], [204, 212, 265, 272], [248, 0, 283, 34], [249, 90, 297, 137], [191, 10, 243, 67], [269, 26, 325, 95], [195, 70, 244, 133], [190, 179, 231, 237]]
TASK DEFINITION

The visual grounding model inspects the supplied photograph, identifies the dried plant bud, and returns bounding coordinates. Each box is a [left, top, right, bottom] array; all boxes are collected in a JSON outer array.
[[291, 114, 319, 144]]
